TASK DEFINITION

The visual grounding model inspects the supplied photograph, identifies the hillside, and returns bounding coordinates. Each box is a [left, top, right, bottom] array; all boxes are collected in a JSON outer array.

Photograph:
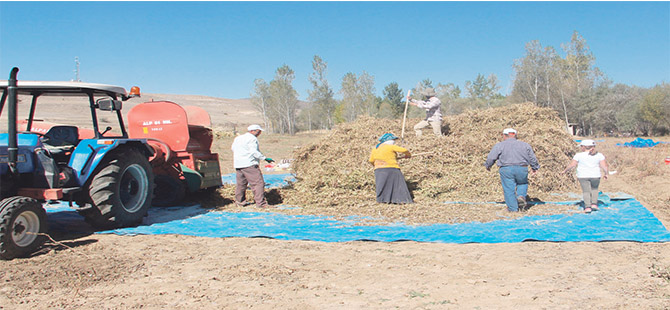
[[126, 94, 262, 131], [2, 93, 263, 132]]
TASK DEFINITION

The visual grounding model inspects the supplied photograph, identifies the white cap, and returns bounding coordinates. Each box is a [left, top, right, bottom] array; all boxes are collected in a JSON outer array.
[[247, 124, 263, 131], [580, 139, 596, 146], [502, 128, 517, 135]]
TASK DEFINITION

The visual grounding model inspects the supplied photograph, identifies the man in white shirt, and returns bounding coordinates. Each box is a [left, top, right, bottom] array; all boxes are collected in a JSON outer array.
[[231, 124, 274, 208]]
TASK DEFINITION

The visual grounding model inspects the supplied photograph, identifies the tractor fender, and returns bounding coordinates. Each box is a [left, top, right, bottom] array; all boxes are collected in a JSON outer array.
[[0, 133, 41, 175], [68, 139, 154, 186]]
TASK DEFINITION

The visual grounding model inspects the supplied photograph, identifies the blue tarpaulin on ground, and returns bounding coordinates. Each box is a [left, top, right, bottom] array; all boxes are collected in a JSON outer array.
[[45, 176, 670, 242], [221, 173, 295, 188], [616, 137, 664, 148]]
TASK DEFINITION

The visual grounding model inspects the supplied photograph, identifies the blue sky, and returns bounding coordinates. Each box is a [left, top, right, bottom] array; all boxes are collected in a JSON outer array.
[[1, 2, 668, 100]]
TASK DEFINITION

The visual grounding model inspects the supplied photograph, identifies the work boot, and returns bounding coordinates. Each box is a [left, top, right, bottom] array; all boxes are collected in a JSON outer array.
[[517, 196, 527, 211], [235, 201, 252, 207]]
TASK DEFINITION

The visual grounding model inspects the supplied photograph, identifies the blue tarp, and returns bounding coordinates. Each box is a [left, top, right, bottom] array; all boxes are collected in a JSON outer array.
[[574, 139, 605, 143], [221, 173, 295, 188], [45, 190, 670, 243], [616, 137, 664, 148]]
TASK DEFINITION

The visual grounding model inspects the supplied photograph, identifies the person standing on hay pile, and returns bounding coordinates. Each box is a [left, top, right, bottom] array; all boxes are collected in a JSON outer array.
[[408, 87, 442, 136], [231, 124, 274, 208], [368, 133, 414, 204], [484, 128, 540, 212], [562, 139, 609, 214]]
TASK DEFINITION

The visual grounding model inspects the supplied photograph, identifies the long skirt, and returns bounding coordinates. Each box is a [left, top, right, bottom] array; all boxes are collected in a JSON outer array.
[[374, 168, 413, 204]]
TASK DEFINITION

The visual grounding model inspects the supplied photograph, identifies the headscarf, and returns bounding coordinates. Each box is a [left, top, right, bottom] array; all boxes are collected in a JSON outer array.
[[376, 133, 399, 148]]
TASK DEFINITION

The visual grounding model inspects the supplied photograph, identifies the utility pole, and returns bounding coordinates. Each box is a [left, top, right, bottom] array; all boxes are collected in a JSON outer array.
[[73, 57, 80, 82]]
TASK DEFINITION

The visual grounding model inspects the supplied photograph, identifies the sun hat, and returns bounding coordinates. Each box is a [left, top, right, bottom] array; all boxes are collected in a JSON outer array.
[[502, 128, 517, 135], [423, 88, 437, 97], [247, 124, 264, 131], [579, 139, 596, 147]]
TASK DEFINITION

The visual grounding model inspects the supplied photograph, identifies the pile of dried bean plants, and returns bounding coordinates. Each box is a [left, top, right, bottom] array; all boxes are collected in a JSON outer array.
[[213, 103, 583, 225]]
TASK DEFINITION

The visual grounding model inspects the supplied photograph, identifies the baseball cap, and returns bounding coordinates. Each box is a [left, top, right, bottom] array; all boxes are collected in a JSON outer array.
[[579, 139, 596, 147], [502, 128, 517, 135], [247, 124, 264, 131]]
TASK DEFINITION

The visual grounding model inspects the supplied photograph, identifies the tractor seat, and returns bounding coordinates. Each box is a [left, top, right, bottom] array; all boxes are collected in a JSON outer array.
[[42, 126, 79, 163]]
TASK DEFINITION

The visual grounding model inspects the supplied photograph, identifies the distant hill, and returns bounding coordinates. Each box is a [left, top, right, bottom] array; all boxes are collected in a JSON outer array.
[[4, 93, 264, 132], [4, 92, 313, 133], [126, 94, 263, 131]]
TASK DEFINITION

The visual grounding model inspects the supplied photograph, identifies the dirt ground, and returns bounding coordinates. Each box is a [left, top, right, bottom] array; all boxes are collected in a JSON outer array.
[[2, 129, 670, 308]]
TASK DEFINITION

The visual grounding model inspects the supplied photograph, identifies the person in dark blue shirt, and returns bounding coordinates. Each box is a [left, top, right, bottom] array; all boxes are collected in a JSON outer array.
[[484, 128, 540, 211]]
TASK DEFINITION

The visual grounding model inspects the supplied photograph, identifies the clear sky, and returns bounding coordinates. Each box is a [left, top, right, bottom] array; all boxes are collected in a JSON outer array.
[[1, 1, 668, 100]]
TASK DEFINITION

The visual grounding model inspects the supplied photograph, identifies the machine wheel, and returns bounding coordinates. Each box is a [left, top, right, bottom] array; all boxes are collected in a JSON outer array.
[[80, 148, 154, 229], [152, 175, 186, 207], [0, 197, 48, 260]]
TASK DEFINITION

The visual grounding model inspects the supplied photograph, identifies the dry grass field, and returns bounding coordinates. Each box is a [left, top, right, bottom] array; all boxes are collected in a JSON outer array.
[[1, 95, 669, 309]]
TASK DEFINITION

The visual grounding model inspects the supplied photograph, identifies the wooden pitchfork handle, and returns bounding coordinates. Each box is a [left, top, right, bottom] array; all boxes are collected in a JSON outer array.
[[411, 151, 434, 157], [401, 90, 411, 139]]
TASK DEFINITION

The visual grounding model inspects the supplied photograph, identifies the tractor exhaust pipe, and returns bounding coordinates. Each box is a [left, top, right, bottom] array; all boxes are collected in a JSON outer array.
[[7, 67, 19, 174]]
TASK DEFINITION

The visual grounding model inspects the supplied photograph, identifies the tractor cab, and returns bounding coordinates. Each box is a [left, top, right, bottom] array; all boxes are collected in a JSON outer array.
[[0, 79, 142, 198], [0, 67, 155, 259]]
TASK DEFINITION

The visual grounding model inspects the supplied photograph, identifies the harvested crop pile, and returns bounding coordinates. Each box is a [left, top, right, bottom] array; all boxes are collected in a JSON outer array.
[[278, 103, 580, 223]]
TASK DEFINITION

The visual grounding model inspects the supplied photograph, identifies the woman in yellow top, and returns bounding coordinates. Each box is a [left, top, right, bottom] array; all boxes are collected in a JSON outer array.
[[368, 133, 413, 204]]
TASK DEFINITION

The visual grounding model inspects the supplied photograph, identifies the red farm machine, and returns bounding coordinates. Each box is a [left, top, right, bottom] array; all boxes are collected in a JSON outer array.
[[12, 99, 223, 207], [127, 100, 222, 206]]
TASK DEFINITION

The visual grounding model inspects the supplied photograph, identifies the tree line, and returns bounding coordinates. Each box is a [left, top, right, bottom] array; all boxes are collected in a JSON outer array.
[[251, 31, 669, 136]]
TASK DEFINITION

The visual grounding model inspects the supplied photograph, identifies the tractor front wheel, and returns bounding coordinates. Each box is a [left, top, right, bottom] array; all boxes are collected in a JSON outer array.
[[0, 197, 48, 260], [80, 148, 154, 229]]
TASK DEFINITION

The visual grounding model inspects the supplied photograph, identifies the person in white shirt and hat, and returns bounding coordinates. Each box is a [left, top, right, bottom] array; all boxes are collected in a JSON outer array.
[[562, 139, 609, 213], [231, 124, 274, 208], [407, 87, 442, 136]]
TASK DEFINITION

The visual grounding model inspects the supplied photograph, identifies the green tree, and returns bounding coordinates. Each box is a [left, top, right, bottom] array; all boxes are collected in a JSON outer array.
[[639, 83, 670, 135], [511, 40, 544, 105], [382, 82, 404, 117], [465, 73, 502, 108], [561, 31, 596, 95], [269, 64, 299, 134], [250, 79, 271, 131], [410, 79, 434, 100], [340, 72, 359, 122], [436, 82, 462, 115], [339, 71, 376, 122], [307, 55, 336, 130], [511, 31, 605, 134]]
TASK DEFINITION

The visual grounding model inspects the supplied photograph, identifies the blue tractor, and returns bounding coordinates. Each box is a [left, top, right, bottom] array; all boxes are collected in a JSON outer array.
[[0, 67, 155, 259]]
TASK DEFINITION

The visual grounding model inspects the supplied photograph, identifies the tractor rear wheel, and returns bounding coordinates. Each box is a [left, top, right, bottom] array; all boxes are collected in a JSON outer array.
[[80, 148, 154, 229], [0, 197, 48, 260]]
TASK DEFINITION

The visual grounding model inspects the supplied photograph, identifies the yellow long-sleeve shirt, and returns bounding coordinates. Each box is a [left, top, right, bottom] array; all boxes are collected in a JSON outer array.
[[368, 144, 411, 169]]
